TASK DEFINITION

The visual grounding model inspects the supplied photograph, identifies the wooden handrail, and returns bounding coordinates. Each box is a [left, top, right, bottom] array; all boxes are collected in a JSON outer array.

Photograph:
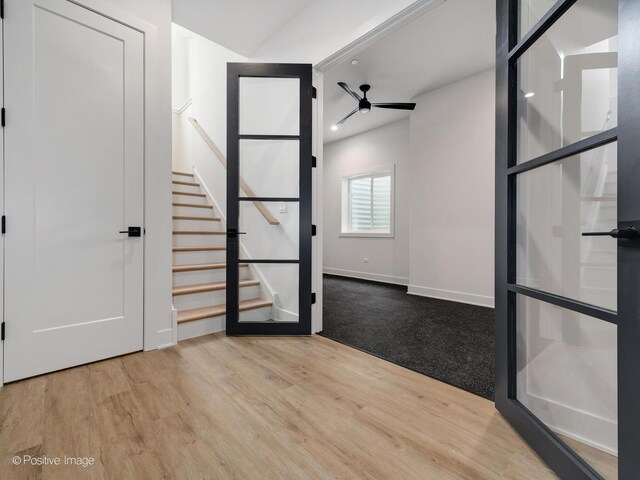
[[188, 117, 280, 225]]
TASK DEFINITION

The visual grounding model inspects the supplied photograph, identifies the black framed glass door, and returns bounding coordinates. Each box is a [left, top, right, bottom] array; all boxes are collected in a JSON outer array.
[[496, 1, 640, 478], [226, 63, 313, 335]]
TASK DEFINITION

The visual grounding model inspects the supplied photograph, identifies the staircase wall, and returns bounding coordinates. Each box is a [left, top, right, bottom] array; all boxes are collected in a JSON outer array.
[[173, 29, 302, 321]]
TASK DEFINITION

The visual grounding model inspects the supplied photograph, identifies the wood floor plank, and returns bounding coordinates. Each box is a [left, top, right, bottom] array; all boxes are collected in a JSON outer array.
[[0, 335, 560, 479]]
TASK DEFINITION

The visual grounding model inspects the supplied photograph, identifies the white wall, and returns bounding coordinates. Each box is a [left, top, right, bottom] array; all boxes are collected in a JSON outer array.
[[98, 0, 174, 349], [186, 30, 246, 217], [172, 27, 191, 172], [323, 119, 410, 285], [408, 69, 495, 307], [173, 30, 303, 320]]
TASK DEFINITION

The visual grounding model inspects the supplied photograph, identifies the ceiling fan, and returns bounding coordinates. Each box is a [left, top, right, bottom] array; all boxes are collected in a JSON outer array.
[[335, 82, 416, 126]]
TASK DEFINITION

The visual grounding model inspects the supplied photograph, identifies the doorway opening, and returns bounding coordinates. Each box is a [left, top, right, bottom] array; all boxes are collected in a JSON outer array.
[[319, 0, 496, 400]]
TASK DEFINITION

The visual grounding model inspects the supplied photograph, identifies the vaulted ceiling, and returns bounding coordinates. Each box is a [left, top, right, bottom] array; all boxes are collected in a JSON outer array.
[[324, 0, 496, 143]]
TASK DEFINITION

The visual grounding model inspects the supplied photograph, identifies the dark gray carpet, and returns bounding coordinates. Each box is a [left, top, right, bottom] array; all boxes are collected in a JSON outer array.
[[320, 275, 495, 400]]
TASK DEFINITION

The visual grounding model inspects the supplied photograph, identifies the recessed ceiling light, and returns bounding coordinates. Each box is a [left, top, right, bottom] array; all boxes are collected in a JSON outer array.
[[351, 59, 359, 66], [331, 125, 339, 131], [524, 92, 535, 98]]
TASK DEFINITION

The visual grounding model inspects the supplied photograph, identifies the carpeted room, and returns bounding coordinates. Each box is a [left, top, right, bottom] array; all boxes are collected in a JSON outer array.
[[321, 0, 496, 401]]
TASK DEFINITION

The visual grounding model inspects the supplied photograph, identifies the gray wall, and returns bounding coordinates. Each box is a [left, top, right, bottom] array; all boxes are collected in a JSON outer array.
[[323, 118, 411, 284], [408, 69, 495, 307]]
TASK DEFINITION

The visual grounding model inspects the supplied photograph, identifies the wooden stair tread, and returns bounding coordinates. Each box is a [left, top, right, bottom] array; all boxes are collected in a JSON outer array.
[[173, 279, 260, 296], [172, 171, 194, 177], [173, 262, 248, 272], [173, 230, 225, 235], [173, 215, 221, 221], [177, 298, 273, 323], [172, 191, 206, 197], [173, 203, 213, 209], [173, 246, 226, 252], [172, 180, 200, 187]]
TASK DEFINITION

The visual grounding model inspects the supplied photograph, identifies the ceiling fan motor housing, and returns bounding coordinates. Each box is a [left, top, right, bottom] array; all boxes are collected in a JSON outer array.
[[359, 84, 371, 112]]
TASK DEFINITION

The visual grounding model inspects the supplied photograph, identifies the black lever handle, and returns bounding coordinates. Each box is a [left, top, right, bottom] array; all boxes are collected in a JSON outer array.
[[119, 226, 141, 237], [582, 226, 639, 239], [226, 229, 247, 238]]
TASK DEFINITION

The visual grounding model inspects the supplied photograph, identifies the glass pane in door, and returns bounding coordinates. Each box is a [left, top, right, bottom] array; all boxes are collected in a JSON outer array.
[[516, 295, 618, 479], [516, 142, 617, 310], [237, 263, 299, 323], [519, 0, 556, 38], [517, 0, 618, 163], [239, 201, 299, 261], [239, 77, 300, 135], [239, 139, 300, 198]]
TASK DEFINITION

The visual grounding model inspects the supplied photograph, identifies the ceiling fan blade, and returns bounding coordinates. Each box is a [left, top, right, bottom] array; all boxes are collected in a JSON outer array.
[[338, 82, 362, 102], [372, 103, 416, 110], [337, 107, 359, 125]]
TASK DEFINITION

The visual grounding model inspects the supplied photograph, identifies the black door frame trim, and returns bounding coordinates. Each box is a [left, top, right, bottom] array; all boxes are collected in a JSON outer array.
[[226, 63, 313, 336], [496, 0, 640, 478]]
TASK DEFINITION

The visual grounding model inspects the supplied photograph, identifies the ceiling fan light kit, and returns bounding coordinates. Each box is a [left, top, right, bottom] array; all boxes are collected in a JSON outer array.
[[335, 82, 416, 125]]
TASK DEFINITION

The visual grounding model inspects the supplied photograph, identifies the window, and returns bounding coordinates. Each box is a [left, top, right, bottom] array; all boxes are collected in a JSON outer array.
[[341, 166, 394, 237]]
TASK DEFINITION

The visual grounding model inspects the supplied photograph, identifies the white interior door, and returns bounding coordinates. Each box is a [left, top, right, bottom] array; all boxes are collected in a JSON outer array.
[[3, 0, 144, 382]]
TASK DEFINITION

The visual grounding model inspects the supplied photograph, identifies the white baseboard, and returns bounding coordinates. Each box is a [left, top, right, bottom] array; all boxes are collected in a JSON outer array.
[[323, 267, 409, 286], [152, 327, 177, 350], [407, 285, 494, 308], [521, 391, 617, 455], [275, 307, 299, 322]]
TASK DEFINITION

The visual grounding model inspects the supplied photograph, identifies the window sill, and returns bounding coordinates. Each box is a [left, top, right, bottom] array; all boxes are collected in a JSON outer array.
[[339, 232, 395, 239]]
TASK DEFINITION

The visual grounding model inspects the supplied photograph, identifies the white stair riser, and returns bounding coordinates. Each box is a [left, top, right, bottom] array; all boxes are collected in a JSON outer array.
[[172, 174, 194, 182], [602, 183, 616, 196], [581, 266, 617, 289], [178, 316, 225, 341], [173, 218, 221, 231], [173, 267, 250, 286], [173, 250, 226, 265], [173, 205, 216, 216], [172, 183, 201, 194], [582, 208, 616, 226], [172, 193, 208, 205], [581, 287, 616, 310], [238, 306, 274, 322], [585, 249, 616, 264], [597, 204, 617, 220], [173, 234, 226, 247], [173, 285, 261, 311], [587, 218, 617, 232]]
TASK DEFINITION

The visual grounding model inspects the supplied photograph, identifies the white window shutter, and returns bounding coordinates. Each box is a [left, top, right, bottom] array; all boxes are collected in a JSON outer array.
[[372, 175, 391, 231], [350, 177, 372, 231]]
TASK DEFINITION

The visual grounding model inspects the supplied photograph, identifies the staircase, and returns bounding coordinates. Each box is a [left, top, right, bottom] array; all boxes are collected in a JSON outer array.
[[579, 133, 617, 311], [172, 170, 273, 340]]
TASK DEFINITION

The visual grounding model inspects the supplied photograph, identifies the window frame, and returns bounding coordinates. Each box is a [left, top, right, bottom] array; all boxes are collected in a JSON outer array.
[[340, 164, 395, 238]]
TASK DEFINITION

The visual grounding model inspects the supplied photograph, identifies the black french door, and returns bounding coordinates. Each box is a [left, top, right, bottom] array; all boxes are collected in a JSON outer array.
[[226, 63, 313, 335], [496, 1, 640, 478]]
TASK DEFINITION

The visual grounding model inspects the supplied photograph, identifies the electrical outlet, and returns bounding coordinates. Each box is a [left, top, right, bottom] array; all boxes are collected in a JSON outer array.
[[363, 257, 369, 263], [280, 202, 287, 213]]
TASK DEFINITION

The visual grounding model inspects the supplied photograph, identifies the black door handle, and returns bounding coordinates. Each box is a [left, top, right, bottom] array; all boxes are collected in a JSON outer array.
[[582, 226, 639, 239], [226, 229, 247, 238], [119, 226, 142, 237]]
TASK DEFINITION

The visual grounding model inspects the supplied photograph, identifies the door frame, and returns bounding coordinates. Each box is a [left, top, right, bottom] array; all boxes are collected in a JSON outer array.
[[496, 0, 640, 478], [226, 62, 313, 335], [0, 0, 173, 386]]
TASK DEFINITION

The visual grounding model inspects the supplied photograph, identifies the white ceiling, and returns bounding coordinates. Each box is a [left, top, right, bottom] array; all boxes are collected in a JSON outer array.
[[172, 0, 314, 57], [324, 0, 496, 143]]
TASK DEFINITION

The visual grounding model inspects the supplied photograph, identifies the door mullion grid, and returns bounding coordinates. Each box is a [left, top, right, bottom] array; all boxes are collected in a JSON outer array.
[[497, 0, 615, 478]]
